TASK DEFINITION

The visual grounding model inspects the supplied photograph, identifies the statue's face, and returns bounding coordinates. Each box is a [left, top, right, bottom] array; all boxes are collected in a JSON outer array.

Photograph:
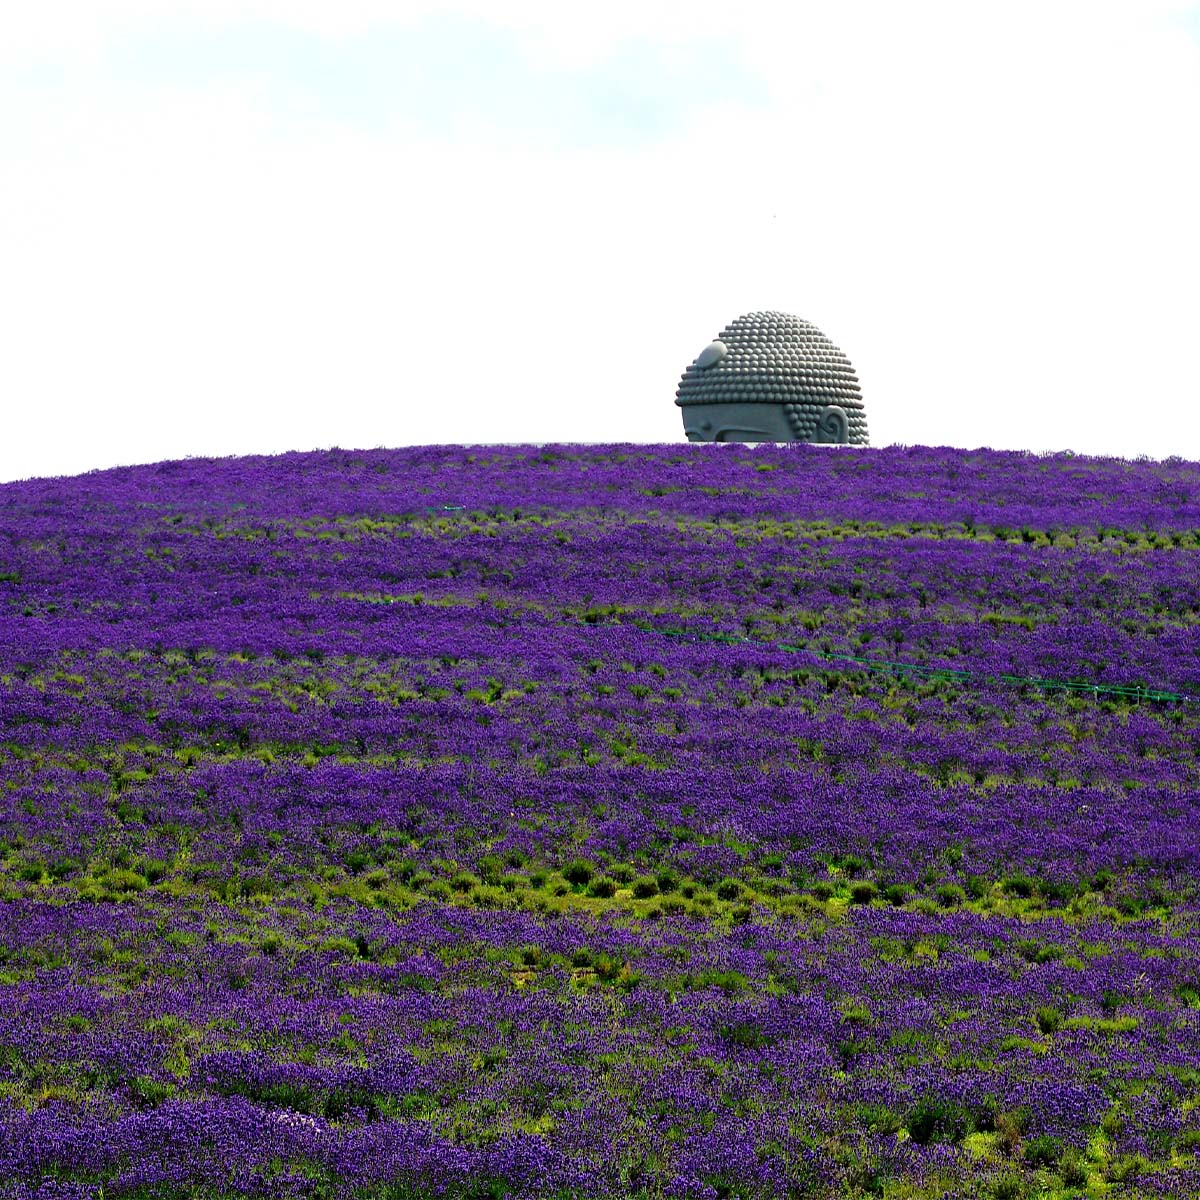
[[681, 402, 795, 443]]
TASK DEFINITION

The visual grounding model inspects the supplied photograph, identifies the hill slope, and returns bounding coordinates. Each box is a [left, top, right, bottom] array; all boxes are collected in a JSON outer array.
[[1, 443, 1199, 1198]]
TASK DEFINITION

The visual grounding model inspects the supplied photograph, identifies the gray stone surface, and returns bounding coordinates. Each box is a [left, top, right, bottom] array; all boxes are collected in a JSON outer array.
[[676, 311, 869, 444], [679, 402, 796, 444], [694, 341, 729, 370]]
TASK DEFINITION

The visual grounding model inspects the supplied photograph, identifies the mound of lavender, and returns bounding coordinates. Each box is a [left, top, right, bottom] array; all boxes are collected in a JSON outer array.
[[1, 442, 1199, 1199]]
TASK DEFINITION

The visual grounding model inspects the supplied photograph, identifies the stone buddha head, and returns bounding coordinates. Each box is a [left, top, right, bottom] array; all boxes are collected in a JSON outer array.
[[677, 311, 869, 445]]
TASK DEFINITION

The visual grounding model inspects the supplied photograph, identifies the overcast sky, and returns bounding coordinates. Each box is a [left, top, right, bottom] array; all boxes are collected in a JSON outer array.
[[3, 1, 1199, 483]]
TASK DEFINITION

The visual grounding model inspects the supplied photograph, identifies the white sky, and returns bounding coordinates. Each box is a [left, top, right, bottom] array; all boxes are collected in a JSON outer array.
[[3, 0, 1199, 483]]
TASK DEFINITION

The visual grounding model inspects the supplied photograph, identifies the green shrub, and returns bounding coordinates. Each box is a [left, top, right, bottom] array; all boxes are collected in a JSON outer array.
[[130, 1075, 176, 1107], [562, 859, 594, 887], [936, 883, 966, 907], [1035, 1006, 1062, 1034], [1101, 1108, 1126, 1138], [991, 1176, 1026, 1200], [840, 1002, 871, 1025], [1003, 874, 1036, 898], [593, 953, 622, 982], [849, 1102, 904, 1135], [850, 881, 877, 904], [1060, 1147, 1088, 1186], [655, 867, 680, 893], [1023, 1135, 1063, 1168], [474, 1046, 508, 1072], [588, 876, 617, 898], [1016, 939, 1063, 964], [716, 878, 742, 901], [237, 874, 275, 899], [632, 876, 659, 899], [1038, 878, 1074, 904], [883, 883, 909, 906], [470, 885, 509, 909], [343, 849, 370, 875], [1173, 980, 1200, 1008], [477, 854, 504, 885], [105, 869, 148, 893], [390, 858, 418, 883], [997, 1107, 1031, 1154], [692, 969, 748, 995], [1110, 1153, 1148, 1182], [47, 857, 81, 882], [719, 1020, 767, 1049], [905, 1097, 970, 1145]]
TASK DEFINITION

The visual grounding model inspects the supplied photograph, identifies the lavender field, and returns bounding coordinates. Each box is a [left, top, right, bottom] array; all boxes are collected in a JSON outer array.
[[2, 442, 1200, 1199]]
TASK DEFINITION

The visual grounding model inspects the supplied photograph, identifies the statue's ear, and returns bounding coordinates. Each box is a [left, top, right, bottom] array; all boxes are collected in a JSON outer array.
[[816, 405, 849, 444], [695, 341, 728, 370]]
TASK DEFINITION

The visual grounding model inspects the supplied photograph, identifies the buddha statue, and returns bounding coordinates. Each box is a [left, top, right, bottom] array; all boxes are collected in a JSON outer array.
[[677, 311, 868, 444]]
